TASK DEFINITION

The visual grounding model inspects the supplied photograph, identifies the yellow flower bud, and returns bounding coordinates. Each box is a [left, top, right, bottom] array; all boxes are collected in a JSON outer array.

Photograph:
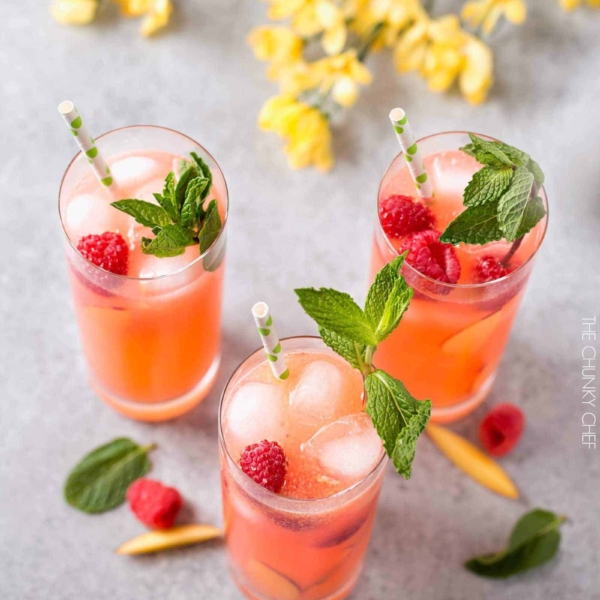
[[51, 0, 98, 25]]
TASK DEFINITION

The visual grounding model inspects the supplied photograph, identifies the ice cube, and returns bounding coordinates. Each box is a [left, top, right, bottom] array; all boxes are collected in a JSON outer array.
[[289, 361, 346, 426], [225, 382, 288, 456], [133, 177, 168, 203], [302, 413, 383, 480], [429, 153, 474, 200], [129, 245, 199, 279], [65, 193, 129, 239], [110, 157, 159, 191]]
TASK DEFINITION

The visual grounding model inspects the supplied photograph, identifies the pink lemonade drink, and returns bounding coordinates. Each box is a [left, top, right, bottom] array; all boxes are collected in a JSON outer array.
[[220, 337, 386, 600], [370, 132, 547, 423], [59, 126, 228, 421]]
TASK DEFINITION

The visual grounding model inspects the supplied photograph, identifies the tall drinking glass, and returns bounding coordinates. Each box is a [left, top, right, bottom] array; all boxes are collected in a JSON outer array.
[[220, 337, 387, 600], [59, 126, 228, 421], [370, 132, 548, 423]]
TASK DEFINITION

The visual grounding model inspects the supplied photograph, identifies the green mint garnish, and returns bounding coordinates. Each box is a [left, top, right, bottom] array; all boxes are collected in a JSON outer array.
[[64, 438, 155, 514], [465, 509, 567, 579], [295, 254, 431, 479], [440, 133, 546, 245], [111, 152, 222, 267]]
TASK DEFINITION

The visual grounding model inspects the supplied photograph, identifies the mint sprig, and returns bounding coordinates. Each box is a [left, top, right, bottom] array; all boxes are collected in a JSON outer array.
[[111, 153, 222, 268], [465, 509, 567, 579], [295, 254, 431, 479], [440, 134, 546, 245]]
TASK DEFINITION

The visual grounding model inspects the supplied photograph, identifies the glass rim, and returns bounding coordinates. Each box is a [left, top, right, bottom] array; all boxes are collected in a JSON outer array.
[[58, 124, 229, 282], [218, 335, 387, 506], [376, 130, 549, 290]]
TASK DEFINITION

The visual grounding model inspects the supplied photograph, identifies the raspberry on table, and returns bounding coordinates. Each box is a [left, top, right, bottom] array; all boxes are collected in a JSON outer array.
[[76, 232, 129, 275], [240, 440, 287, 493], [475, 255, 509, 283], [379, 194, 435, 239], [479, 403, 525, 457], [400, 229, 461, 284], [126, 478, 183, 529]]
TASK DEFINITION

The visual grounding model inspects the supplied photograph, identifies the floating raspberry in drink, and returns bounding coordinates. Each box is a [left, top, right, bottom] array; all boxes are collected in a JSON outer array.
[[475, 255, 510, 283], [77, 231, 129, 275], [240, 440, 287, 493], [479, 403, 525, 457], [400, 229, 461, 284], [379, 194, 435, 238], [127, 478, 183, 529]]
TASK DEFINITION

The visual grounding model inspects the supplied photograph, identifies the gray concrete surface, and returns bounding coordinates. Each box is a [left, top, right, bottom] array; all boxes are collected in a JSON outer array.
[[1, 1, 599, 598]]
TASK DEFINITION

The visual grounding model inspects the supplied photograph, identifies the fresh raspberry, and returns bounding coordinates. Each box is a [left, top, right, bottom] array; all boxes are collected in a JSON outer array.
[[240, 440, 287, 493], [76, 232, 129, 275], [379, 194, 435, 238], [400, 229, 461, 284], [479, 403, 525, 457], [126, 478, 183, 529], [475, 255, 509, 283]]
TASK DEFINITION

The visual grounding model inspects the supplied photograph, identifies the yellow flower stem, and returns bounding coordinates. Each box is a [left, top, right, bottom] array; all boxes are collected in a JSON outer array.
[[357, 22, 385, 62]]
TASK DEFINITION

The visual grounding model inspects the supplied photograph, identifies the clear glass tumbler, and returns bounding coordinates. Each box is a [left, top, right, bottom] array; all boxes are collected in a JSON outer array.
[[370, 132, 548, 423], [59, 126, 228, 421], [220, 337, 387, 600]]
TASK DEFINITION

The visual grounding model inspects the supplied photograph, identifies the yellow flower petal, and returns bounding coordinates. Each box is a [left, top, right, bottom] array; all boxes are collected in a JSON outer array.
[[51, 0, 97, 25], [459, 36, 493, 104], [322, 23, 347, 55], [248, 26, 303, 64], [332, 76, 359, 107], [505, 0, 527, 23], [140, 0, 172, 36]]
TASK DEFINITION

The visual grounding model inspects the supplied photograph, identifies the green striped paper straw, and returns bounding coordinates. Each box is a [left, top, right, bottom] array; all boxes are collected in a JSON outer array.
[[252, 302, 289, 381], [58, 101, 114, 188], [389, 108, 433, 198]]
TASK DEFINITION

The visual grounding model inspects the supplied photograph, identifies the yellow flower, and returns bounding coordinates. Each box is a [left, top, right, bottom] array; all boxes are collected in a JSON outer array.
[[51, 0, 98, 25], [259, 95, 334, 171], [394, 14, 494, 104], [274, 50, 371, 107], [248, 26, 304, 65], [113, 0, 173, 36], [370, 0, 425, 46], [462, 0, 526, 34], [459, 35, 493, 104], [312, 50, 372, 106], [421, 16, 466, 92], [264, 0, 348, 55], [560, 0, 600, 8]]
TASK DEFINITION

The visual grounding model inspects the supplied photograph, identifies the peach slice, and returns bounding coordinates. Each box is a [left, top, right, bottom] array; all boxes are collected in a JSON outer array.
[[246, 559, 301, 600], [427, 423, 519, 499], [442, 309, 505, 355], [116, 524, 222, 555]]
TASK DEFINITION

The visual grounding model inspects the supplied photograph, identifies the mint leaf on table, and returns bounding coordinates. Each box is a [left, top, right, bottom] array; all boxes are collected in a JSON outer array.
[[64, 438, 155, 514], [440, 134, 545, 247], [465, 509, 567, 579], [498, 166, 535, 242], [111, 151, 223, 262], [439, 201, 504, 245], [463, 167, 513, 207], [295, 257, 431, 479]]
